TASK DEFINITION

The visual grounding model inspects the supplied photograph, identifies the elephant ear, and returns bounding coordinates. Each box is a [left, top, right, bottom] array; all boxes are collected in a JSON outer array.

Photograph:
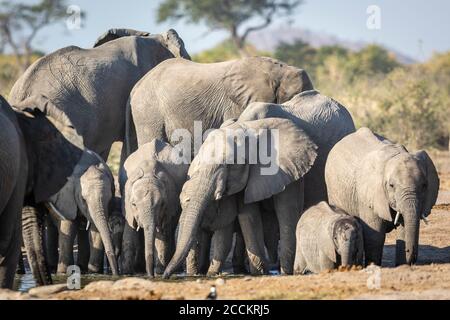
[[13, 96, 84, 203], [242, 118, 318, 203], [357, 149, 392, 222], [47, 177, 78, 221], [93, 28, 150, 47], [320, 221, 337, 263], [123, 167, 144, 229], [162, 29, 191, 60], [414, 150, 440, 217]]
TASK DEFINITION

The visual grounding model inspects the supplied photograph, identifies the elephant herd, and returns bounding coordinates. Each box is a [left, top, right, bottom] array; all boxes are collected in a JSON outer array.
[[0, 28, 440, 289]]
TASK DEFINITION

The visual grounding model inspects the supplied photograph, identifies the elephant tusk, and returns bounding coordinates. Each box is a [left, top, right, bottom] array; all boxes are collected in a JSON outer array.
[[86, 220, 91, 231], [394, 212, 401, 226], [421, 214, 429, 225], [47, 202, 67, 221], [136, 225, 140, 232]]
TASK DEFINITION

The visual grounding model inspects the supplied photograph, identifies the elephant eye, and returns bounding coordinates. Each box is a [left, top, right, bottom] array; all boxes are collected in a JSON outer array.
[[422, 183, 427, 190], [389, 183, 394, 188]]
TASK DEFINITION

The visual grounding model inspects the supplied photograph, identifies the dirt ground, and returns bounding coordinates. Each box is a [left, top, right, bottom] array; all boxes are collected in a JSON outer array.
[[1, 151, 449, 300]]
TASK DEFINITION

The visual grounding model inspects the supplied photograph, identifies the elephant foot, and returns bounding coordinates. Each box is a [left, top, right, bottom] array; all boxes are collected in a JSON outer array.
[[247, 253, 268, 275], [88, 264, 104, 274]]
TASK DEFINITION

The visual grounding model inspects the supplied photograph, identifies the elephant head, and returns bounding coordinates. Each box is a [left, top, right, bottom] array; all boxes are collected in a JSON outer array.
[[122, 139, 188, 276], [46, 150, 119, 274], [163, 118, 318, 278], [357, 128, 439, 265], [330, 216, 364, 267], [93, 28, 191, 60]]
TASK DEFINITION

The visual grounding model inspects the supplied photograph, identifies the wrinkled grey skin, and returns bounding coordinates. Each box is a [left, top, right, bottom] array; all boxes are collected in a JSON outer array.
[[294, 202, 364, 274], [120, 140, 188, 276], [163, 118, 318, 278], [44, 152, 117, 274], [127, 56, 313, 154], [238, 90, 356, 208], [325, 127, 440, 266], [1, 95, 87, 287], [9, 28, 190, 160], [0, 96, 28, 289], [7, 28, 189, 285]]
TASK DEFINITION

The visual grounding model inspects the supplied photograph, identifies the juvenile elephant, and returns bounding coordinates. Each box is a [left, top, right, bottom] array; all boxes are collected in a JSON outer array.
[[163, 117, 318, 278], [9, 28, 190, 161], [44, 151, 117, 274], [294, 202, 364, 274], [325, 127, 440, 266], [127, 56, 313, 153], [0, 96, 28, 288], [238, 90, 356, 208], [120, 139, 189, 276]]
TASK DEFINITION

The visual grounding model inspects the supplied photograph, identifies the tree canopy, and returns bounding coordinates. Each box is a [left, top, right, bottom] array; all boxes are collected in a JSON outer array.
[[157, 0, 302, 55]]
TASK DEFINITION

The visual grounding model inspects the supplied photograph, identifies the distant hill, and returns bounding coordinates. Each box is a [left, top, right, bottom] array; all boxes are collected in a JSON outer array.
[[248, 25, 417, 65]]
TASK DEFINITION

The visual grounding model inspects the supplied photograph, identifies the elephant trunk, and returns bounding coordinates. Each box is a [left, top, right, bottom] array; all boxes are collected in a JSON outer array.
[[163, 182, 213, 278], [397, 200, 420, 265], [143, 211, 156, 277], [89, 202, 119, 275], [22, 205, 52, 285], [340, 241, 353, 267]]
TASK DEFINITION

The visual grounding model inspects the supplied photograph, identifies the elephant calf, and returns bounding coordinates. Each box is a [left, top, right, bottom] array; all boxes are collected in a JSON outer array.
[[294, 202, 364, 274]]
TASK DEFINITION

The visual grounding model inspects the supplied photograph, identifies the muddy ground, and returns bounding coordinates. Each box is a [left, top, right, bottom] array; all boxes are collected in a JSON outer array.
[[1, 151, 449, 300]]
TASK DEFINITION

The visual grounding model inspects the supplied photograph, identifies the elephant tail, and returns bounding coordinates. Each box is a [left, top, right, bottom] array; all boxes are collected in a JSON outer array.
[[124, 96, 137, 157]]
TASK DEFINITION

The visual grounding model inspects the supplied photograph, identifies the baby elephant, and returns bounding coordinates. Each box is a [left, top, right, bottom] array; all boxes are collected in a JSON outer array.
[[294, 202, 364, 274]]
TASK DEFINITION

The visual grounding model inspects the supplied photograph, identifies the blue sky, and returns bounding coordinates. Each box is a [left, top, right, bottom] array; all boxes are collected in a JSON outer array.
[[16, 0, 450, 61]]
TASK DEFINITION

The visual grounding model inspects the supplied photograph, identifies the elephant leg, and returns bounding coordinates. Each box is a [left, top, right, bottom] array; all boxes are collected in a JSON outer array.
[[99, 146, 112, 162], [186, 230, 210, 276], [319, 252, 336, 272], [135, 230, 146, 273], [232, 224, 248, 274], [22, 203, 52, 285], [395, 224, 406, 266], [57, 219, 78, 274], [17, 251, 26, 275], [261, 202, 279, 270], [155, 224, 177, 274], [120, 224, 138, 274], [76, 227, 90, 273], [207, 223, 234, 276], [238, 201, 268, 275], [273, 180, 304, 275], [361, 218, 385, 266], [44, 215, 58, 274], [0, 195, 22, 288], [293, 248, 307, 275], [88, 226, 105, 274]]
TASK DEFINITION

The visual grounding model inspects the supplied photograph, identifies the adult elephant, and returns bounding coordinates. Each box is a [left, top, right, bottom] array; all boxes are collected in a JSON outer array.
[[325, 127, 439, 266], [237, 90, 356, 208], [126, 56, 313, 153], [9, 28, 190, 160], [0, 96, 28, 289], [1, 95, 97, 287]]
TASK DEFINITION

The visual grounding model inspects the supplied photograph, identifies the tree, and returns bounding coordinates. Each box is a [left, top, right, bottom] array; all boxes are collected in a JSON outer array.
[[157, 0, 302, 56], [0, 0, 70, 71]]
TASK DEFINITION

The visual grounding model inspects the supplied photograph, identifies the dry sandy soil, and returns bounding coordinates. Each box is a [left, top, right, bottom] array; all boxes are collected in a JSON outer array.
[[1, 152, 449, 300]]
